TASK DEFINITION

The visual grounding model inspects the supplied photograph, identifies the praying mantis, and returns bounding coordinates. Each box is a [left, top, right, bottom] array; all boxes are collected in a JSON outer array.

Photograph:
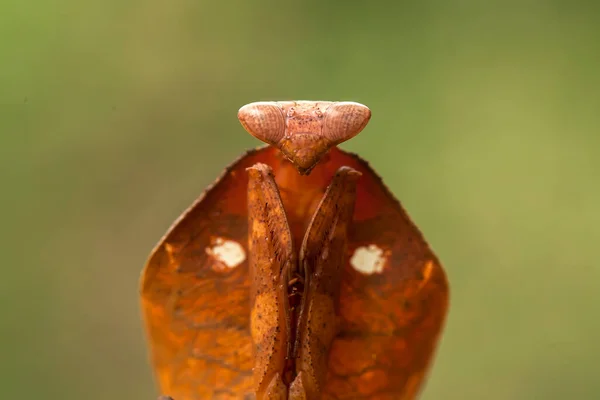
[[141, 101, 449, 400]]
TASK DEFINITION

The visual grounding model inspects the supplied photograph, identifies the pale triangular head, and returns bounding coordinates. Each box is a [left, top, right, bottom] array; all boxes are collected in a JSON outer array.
[[238, 100, 371, 174]]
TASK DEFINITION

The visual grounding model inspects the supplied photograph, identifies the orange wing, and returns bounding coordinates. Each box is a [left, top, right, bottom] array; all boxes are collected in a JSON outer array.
[[141, 146, 449, 400], [321, 149, 449, 400], [141, 147, 276, 400]]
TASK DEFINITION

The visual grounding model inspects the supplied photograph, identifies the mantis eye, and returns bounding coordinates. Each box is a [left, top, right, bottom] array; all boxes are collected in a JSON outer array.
[[323, 102, 371, 145], [238, 102, 285, 144]]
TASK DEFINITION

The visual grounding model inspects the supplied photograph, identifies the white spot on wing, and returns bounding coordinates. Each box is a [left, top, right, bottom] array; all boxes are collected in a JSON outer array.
[[206, 237, 246, 270], [350, 244, 386, 275]]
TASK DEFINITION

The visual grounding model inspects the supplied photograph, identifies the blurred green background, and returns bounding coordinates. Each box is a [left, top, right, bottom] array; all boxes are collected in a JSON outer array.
[[2, 0, 599, 399]]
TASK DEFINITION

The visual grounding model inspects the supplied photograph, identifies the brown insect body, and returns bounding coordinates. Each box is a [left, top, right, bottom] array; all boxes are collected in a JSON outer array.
[[141, 101, 449, 400], [248, 162, 360, 399]]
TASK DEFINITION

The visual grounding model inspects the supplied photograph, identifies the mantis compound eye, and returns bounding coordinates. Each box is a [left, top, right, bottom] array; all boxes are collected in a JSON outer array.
[[322, 102, 371, 145], [238, 102, 286, 145]]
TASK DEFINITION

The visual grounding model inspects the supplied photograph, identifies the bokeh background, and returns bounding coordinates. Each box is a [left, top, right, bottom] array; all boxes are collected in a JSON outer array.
[[2, 0, 599, 399]]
